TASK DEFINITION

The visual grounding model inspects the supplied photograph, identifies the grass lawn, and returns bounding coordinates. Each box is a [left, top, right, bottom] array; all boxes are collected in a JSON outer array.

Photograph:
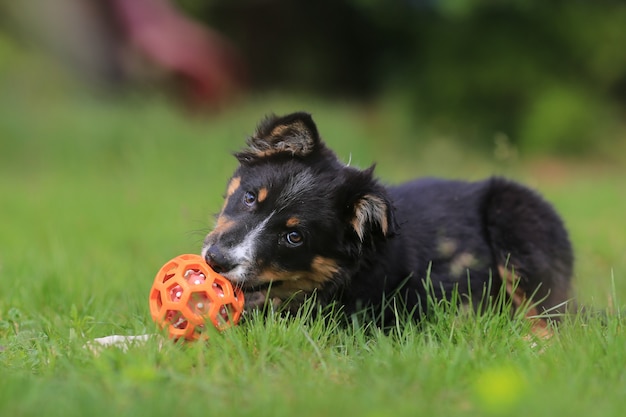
[[1, 72, 625, 415]]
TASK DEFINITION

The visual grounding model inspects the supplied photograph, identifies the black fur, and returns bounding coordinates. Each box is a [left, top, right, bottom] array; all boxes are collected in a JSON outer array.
[[202, 112, 574, 329]]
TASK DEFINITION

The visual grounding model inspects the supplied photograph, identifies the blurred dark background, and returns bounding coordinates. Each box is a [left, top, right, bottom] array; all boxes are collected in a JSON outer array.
[[2, 0, 626, 156], [189, 0, 626, 155]]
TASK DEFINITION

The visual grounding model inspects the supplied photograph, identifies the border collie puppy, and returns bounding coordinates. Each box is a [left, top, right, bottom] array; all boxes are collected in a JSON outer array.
[[202, 112, 574, 333]]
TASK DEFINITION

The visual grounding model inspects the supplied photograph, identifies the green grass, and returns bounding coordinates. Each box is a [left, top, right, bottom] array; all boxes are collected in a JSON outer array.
[[1, 59, 626, 415]]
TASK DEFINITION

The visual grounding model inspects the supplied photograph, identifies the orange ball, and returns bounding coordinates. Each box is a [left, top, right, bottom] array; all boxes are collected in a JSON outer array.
[[149, 254, 245, 340]]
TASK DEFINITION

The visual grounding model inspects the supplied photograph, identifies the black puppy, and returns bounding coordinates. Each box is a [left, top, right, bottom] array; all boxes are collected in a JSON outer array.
[[202, 112, 574, 333]]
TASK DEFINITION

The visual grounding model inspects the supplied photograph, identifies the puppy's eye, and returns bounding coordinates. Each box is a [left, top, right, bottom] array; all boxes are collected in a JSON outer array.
[[285, 230, 304, 247], [243, 191, 256, 207]]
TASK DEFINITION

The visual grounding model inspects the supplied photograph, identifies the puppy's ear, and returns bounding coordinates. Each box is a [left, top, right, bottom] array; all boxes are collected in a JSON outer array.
[[352, 193, 392, 241], [344, 167, 395, 242], [236, 112, 321, 163]]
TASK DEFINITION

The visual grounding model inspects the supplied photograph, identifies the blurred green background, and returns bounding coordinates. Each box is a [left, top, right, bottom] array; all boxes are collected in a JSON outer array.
[[2, 0, 626, 156], [0, 0, 625, 306], [1, 3, 626, 416], [190, 0, 626, 156]]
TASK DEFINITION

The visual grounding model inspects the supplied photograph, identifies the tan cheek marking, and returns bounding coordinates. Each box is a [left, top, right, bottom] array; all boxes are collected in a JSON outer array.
[[251, 257, 340, 311], [258, 258, 338, 285], [310, 256, 339, 283], [258, 187, 268, 203], [286, 217, 300, 228], [256, 267, 303, 286], [211, 215, 235, 236]]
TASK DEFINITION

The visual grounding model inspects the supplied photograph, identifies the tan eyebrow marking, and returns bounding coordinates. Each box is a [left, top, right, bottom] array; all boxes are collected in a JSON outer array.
[[221, 176, 242, 212], [226, 177, 241, 197]]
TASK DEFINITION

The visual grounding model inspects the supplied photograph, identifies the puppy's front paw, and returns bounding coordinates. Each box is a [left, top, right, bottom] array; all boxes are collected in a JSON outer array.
[[84, 334, 159, 354], [244, 290, 282, 312]]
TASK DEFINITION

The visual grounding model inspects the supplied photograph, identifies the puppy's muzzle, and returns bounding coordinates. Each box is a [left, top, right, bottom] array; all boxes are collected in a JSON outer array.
[[204, 245, 237, 274]]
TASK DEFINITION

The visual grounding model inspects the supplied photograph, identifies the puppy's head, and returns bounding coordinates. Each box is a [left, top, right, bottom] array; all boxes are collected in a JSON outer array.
[[201, 112, 394, 305]]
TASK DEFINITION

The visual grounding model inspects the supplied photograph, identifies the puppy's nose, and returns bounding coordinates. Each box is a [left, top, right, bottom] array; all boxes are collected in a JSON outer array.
[[204, 245, 236, 274]]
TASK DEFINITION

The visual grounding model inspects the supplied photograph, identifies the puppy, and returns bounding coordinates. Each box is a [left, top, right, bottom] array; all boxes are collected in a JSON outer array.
[[202, 112, 574, 332]]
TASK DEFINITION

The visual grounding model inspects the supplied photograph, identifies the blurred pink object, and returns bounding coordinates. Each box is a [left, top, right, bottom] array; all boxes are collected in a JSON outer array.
[[111, 0, 245, 108], [8, 0, 245, 109]]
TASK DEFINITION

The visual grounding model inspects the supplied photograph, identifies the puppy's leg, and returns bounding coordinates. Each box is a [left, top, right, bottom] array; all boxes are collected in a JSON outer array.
[[484, 178, 575, 333], [498, 266, 554, 338], [244, 290, 282, 312]]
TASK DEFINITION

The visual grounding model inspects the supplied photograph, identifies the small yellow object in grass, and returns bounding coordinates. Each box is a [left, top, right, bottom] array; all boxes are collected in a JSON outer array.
[[473, 365, 528, 414]]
